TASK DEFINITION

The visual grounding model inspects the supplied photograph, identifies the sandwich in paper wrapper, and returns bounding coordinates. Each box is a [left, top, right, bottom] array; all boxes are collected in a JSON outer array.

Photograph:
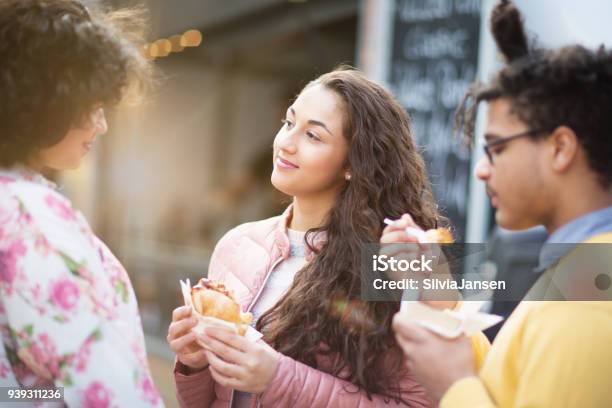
[[180, 278, 263, 346]]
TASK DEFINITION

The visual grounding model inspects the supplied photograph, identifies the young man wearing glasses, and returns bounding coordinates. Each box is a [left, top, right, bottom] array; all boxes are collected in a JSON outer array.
[[385, 1, 612, 406]]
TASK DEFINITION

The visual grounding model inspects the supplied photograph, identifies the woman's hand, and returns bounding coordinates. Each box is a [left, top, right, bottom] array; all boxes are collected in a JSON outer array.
[[167, 306, 209, 371], [199, 327, 279, 393]]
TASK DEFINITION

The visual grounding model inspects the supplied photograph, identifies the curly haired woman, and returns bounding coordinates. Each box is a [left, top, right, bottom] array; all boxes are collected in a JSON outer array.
[[167, 68, 490, 407], [0, 1, 162, 406]]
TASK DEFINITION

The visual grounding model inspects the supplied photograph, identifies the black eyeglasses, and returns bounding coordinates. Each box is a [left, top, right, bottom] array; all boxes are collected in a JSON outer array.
[[483, 128, 549, 164]]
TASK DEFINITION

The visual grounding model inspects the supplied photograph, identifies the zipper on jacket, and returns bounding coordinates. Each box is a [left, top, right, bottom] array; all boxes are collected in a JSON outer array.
[[229, 255, 284, 408], [247, 256, 285, 312]]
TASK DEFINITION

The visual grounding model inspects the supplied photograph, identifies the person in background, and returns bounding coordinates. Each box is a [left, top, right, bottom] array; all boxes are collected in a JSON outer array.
[[0, 1, 163, 406], [389, 1, 612, 406], [167, 67, 490, 408]]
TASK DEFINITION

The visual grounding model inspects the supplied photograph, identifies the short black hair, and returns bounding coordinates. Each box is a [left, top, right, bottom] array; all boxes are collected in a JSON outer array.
[[0, 0, 153, 167], [456, 0, 612, 187]]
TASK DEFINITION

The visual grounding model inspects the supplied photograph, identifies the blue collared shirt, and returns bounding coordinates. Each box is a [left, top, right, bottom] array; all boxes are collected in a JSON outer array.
[[536, 205, 612, 272]]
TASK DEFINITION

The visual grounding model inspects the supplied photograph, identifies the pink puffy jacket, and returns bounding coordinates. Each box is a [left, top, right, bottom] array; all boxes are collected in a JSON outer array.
[[174, 206, 483, 407]]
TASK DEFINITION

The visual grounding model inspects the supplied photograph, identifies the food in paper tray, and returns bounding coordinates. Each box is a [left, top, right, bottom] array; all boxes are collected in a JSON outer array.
[[180, 278, 260, 342], [191, 278, 253, 334], [400, 301, 503, 338]]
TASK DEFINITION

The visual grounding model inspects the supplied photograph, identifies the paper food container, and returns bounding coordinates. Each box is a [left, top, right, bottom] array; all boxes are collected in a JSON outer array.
[[180, 279, 263, 347], [400, 300, 503, 338]]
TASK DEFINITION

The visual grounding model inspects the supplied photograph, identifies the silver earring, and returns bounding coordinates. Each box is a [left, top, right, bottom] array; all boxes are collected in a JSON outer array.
[[345, 173, 351, 181]]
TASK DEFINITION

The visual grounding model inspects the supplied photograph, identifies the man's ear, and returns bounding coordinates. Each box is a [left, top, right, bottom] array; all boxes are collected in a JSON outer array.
[[548, 126, 579, 174]]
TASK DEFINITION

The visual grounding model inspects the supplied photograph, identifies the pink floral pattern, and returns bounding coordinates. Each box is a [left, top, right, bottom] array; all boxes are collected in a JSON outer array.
[[49, 278, 80, 312], [16, 332, 58, 381], [45, 194, 76, 221], [0, 240, 26, 285], [0, 168, 163, 407], [141, 375, 162, 405], [83, 381, 114, 408], [0, 361, 9, 378]]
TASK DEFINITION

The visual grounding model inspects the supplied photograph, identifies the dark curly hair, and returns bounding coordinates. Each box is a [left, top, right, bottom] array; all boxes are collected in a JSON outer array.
[[256, 68, 441, 404], [455, 0, 612, 187], [0, 0, 153, 167]]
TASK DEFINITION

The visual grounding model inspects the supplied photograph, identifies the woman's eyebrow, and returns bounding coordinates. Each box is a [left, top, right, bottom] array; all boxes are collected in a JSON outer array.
[[289, 107, 332, 136]]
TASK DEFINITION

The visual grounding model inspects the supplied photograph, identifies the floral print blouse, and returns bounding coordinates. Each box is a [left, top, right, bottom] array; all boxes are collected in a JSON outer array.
[[0, 168, 163, 407]]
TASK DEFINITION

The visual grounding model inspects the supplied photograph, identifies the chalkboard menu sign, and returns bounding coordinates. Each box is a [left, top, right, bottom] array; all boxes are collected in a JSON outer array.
[[389, 0, 481, 241]]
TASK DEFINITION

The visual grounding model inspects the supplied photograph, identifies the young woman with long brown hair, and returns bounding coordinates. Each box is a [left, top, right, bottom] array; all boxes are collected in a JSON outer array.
[[167, 68, 489, 407]]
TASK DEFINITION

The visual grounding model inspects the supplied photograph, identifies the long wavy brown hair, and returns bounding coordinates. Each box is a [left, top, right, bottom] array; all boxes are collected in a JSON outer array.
[[256, 68, 442, 402]]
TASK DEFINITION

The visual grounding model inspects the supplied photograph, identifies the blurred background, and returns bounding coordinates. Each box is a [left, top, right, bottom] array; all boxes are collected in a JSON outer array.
[[55, 0, 612, 405]]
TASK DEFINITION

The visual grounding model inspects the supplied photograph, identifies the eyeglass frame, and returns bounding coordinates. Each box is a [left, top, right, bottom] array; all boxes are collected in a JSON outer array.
[[483, 128, 551, 164]]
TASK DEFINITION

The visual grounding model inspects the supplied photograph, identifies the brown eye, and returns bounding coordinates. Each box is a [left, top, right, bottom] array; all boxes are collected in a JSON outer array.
[[306, 131, 321, 142]]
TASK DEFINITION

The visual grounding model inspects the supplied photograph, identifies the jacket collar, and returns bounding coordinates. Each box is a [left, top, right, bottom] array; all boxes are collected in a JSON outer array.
[[273, 204, 327, 262]]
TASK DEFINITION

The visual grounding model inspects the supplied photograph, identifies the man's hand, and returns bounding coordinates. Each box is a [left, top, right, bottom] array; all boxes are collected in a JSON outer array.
[[392, 311, 476, 402], [381, 214, 458, 309]]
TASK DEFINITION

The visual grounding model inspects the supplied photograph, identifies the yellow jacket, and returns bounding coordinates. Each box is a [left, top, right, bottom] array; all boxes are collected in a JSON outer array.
[[440, 233, 612, 408]]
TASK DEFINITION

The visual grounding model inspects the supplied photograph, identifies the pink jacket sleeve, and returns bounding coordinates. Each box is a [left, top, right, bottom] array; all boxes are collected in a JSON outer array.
[[174, 359, 217, 408], [260, 354, 432, 408]]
